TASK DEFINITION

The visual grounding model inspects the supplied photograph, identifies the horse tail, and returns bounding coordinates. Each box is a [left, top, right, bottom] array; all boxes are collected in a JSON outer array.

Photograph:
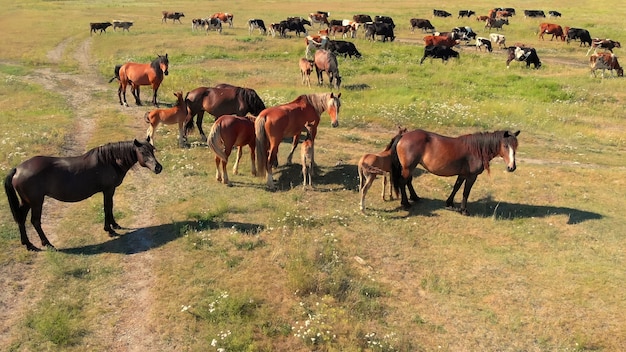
[[4, 168, 22, 224], [108, 64, 123, 83], [254, 115, 268, 177], [389, 137, 403, 196], [207, 122, 227, 162]]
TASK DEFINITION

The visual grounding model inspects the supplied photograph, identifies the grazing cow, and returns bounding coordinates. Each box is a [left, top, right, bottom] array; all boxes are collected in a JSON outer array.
[[524, 10, 546, 18], [502, 8, 516, 15], [204, 18, 223, 33], [566, 28, 592, 47], [475, 37, 493, 52], [506, 46, 542, 69], [211, 12, 234, 27], [364, 22, 395, 42], [496, 11, 513, 18], [327, 40, 362, 58], [278, 17, 310, 38], [268, 22, 281, 37], [485, 18, 509, 31], [433, 9, 452, 18], [423, 35, 458, 47], [374, 15, 395, 28], [410, 18, 435, 33], [490, 33, 507, 48], [309, 12, 329, 28], [353, 14, 373, 24], [248, 19, 267, 35], [299, 58, 314, 87], [162, 11, 184, 23], [539, 23, 565, 41], [420, 45, 460, 64], [548, 11, 562, 18], [90, 22, 112, 35], [458, 10, 475, 18], [587, 38, 622, 55], [330, 25, 354, 39], [191, 18, 206, 31], [589, 53, 624, 78], [112, 20, 133, 32]]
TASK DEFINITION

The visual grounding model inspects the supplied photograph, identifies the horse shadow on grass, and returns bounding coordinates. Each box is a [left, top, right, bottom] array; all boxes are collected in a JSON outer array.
[[273, 163, 359, 191], [59, 220, 265, 255]]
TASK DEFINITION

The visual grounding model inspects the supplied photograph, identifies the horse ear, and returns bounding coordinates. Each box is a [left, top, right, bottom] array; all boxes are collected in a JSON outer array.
[[514, 130, 520, 136], [337, 92, 341, 98], [134, 139, 142, 147]]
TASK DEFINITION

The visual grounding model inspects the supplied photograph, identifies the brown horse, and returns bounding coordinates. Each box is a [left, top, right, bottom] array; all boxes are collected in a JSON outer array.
[[185, 83, 266, 143], [109, 53, 169, 107], [358, 127, 407, 212], [314, 49, 341, 90], [255, 92, 341, 189], [144, 91, 188, 148], [207, 114, 257, 186], [4, 140, 162, 251], [390, 129, 520, 215], [299, 57, 314, 87]]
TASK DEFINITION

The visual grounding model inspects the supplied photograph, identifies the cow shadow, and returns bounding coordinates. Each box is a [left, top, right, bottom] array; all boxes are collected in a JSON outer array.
[[59, 220, 265, 255]]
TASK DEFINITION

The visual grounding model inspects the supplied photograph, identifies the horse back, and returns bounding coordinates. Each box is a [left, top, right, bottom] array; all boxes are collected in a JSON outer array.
[[216, 114, 256, 146], [260, 98, 319, 137], [120, 62, 160, 85]]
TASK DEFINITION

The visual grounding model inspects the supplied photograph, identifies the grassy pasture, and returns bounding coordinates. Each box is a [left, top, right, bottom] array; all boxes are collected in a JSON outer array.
[[1, 0, 625, 351]]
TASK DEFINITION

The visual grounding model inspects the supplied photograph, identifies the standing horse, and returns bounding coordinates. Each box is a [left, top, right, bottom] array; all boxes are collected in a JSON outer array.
[[144, 91, 188, 148], [207, 114, 257, 186], [185, 83, 266, 143], [301, 124, 314, 189], [109, 53, 169, 107], [4, 140, 162, 251], [390, 129, 520, 215], [255, 92, 341, 189], [314, 49, 342, 90]]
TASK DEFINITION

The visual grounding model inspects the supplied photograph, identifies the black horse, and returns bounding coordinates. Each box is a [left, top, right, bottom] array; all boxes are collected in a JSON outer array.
[[4, 140, 162, 251], [185, 83, 266, 142]]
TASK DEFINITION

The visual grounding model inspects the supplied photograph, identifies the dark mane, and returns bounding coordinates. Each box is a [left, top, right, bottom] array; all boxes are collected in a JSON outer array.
[[461, 131, 507, 172], [241, 88, 266, 115], [151, 55, 168, 73], [85, 141, 138, 168]]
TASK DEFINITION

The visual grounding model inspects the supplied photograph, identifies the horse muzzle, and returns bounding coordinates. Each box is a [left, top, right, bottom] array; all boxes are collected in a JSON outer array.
[[331, 121, 339, 128], [164, 70, 169, 76], [507, 164, 516, 172], [154, 163, 163, 174]]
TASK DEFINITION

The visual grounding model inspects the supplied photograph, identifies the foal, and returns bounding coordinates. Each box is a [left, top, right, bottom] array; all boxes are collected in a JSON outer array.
[[301, 125, 314, 189], [299, 57, 314, 87], [145, 91, 188, 148]]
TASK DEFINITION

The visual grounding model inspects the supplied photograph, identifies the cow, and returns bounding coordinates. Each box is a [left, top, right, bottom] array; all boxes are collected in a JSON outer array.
[[539, 23, 565, 41], [485, 18, 509, 31], [204, 18, 223, 33], [475, 37, 493, 52], [278, 17, 309, 37], [496, 11, 513, 18], [364, 22, 395, 42], [506, 46, 541, 69], [353, 14, 373, 24], [587, 39, 622, 55], [452, 26, 477, 42], [433, 9, 452, 18], [548, 11, 562, 18], [420, 45, 459, 64], [476, 15, 490, 22], [268, 22, 281, 37], [502, 8, 516, 15], [162, 11, 184, 23], [191, 18, 205, 31], [112, 20, 133, 32], [589, 53, 624, 78], [211, 12, 234, 27], [374, 15, 395, 28], [410, 18, 435, 33], [524, 10, 546, 18], [309, 12, 329, 28], [248, 19, 267, 35], [90, 22, 112, 35], [327, 40, 362, 58], [423, 35, 458, 47], [458, 10, 475, 18], [566, 28, 592, 47], [330, 25, 354, 39], [490, 33, 506, 48]]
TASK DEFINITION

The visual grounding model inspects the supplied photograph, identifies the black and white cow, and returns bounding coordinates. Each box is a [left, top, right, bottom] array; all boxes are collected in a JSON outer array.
[[548, 10, 562, 18], [420, 45, 459, 64], [248, 19, 267, 35], [524, 10, 546, 18], [506, 46, 541, 69], [364, 22, 395, 42], [566, 28, 592, 47], [410, 18, 435, 33], [327, 40, 362, 58], [458, 10, 475, 18], [433, 9, 452, 18], [475, 37, 493, 52], [452, 26, 477, 42]]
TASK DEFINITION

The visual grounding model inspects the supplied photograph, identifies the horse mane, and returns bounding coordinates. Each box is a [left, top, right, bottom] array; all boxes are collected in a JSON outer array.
[[242, 88, 266, 115], [304, 93, 337, 115], [151, 54, 168, 73], [384, 127, 408, 151], [85, 141, 138, 169], [461, 131, 507, 173]]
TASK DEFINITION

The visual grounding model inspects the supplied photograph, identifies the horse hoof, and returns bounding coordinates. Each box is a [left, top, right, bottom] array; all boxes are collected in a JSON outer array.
[[26, 244, 41, 252]]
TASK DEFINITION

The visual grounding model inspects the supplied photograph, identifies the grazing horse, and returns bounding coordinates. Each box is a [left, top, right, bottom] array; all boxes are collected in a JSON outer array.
[[390, 129, 520, 215], [144, 91, 188, 148], [255, 93, 341, 189], [314, 49, 341, 90], [358, 127, 407, 212], [207, 114, 257, 186], [4, 140, 162, 251], [109, 53, 169, 107], [185, 83, 266, 143], [299, 57, 314, 87]]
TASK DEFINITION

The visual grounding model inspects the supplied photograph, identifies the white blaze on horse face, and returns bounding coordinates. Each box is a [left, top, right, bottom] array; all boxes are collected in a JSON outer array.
[[328, 98, 339, 127], [506, 145, 516, 171]]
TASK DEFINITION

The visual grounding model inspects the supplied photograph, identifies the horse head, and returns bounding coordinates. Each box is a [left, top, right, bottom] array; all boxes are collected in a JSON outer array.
[[500, 130, 520, 172], [327, 92, 341, 128], [133, 139, 163, 174], [157, 53, 169, 76]]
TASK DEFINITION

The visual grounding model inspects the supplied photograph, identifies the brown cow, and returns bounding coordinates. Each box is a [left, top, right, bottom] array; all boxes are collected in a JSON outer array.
[[423, 35, 458, 47], [586, 38, 622, 55], [538, 23, 565, 41], [590, 52, 624, 78], [211, 12, 233, 27], [162, 11, 184, 24], [309, 12, 329, 28]]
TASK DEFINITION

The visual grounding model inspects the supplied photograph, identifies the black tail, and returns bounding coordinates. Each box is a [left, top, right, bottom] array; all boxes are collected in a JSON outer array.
[[4, 168, 21, 223], [108, 64, 123, 83], [389, 137, 402, 196]]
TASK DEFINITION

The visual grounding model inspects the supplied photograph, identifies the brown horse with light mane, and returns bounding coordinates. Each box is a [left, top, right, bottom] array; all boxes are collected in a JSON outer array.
[[390, 129, 520, 215], [255, 93, 341, 189], [207, 114, 257, 186], [144, 91, 188, 148]]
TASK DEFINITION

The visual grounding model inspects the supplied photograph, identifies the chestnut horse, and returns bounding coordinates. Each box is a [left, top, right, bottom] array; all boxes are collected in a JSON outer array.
[[207, 114, 257, 186], [390, 129, 520, 215], [185, 83, 266, 143], [4, 140, 162, 251], [109, 53, 169, 107], [144, 91, 188, 148]]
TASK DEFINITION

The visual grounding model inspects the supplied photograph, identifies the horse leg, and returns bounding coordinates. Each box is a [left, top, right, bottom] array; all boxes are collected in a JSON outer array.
[[360, 172, 376, 212], [406, 175, 420, 202], [103, 189, 120, 235], [117, 84, 126, 106], [286, 135, 299, 165], [134, 85, 142, 106], [196, 111, 208, 142], [15, 203, 39, 251], [215, 155, 223, 183], [249, 143, 257, 176], [152, 84, 160, 107], [445, 175, 466, 212], [266, 143, 279, 189], [178, 121, 187, 148], [29, 203, 54, 250], [459, 174, 478, 216], [233, 146, 243, 175]]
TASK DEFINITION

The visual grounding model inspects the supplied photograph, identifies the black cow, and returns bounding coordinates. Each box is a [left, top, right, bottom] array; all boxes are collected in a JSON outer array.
[[374, 15, 395, 28], [327, 40, 362, 58], [524, 10, 546, 18], [279, 17, 309, 37], [353, 14, 372, 24], [90, 22, 112, 35], [112, 20, 133, 32], [420, 45, 459, 64], [548, 10, 562, 18], [410, 18, 435, 33], [566, 28, 592, 47], [364, 22, 395, 42], [458, 10, 475, 18], [433, 9, 452, 18], [248, 19, 267, 35], [506, 46, 541, 69]]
